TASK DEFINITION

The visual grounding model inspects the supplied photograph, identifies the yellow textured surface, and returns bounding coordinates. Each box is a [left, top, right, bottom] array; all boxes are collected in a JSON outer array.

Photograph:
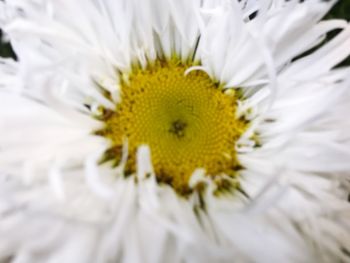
[[99, 60, 246, 195]]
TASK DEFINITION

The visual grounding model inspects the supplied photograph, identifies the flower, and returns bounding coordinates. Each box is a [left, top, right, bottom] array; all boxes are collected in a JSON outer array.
[[0, 0, 350, 262]]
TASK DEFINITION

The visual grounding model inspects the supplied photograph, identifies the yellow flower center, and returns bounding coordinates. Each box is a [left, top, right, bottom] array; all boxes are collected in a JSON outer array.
[[97, 60, 247, 195]]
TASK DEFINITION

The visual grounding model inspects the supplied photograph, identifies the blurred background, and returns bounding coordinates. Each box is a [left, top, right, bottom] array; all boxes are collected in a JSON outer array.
[[0, 0, 349, 64]]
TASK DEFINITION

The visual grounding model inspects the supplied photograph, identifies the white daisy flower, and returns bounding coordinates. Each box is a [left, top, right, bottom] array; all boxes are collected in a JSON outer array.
[[0, 0, 350, 262]]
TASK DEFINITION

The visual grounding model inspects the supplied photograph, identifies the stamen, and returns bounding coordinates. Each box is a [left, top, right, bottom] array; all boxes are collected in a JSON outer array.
[[97, 59, 247, 195]]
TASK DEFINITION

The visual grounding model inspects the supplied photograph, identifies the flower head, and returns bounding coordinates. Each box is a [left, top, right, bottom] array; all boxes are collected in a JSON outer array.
[[0, 0, 350, 262]]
